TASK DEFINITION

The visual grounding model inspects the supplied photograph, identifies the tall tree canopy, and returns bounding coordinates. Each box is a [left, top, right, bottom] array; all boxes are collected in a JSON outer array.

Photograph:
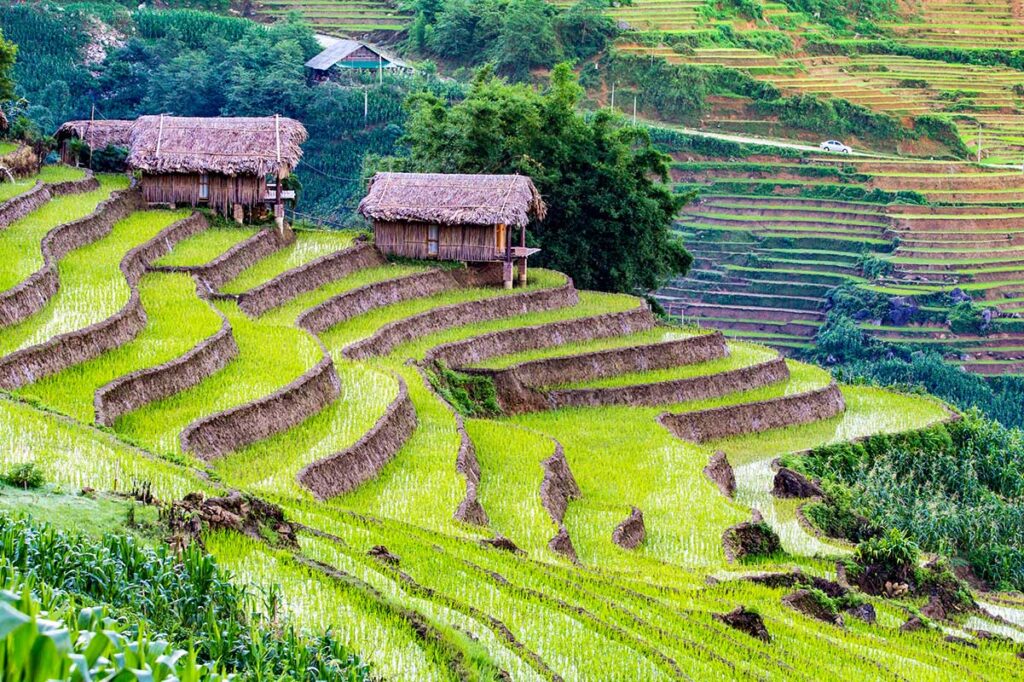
[[384, 63, 691, 293], [0, 27, 16, 104]]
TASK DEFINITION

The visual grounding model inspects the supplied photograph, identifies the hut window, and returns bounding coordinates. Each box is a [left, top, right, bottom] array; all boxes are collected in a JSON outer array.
[[199, 173, 210, 201], [427, 224, 439, 256]]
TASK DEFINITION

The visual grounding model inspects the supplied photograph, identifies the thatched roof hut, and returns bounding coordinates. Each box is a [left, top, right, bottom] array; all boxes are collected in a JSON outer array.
[[305, 39, 409, 74], [56, 119, 135, 150], [127, 115, 307, 176], [359, 173, 545, 285], [358, 172, 547, 227]]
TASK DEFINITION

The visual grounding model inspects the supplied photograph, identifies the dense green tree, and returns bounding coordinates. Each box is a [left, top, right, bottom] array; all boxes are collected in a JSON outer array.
[[0, 27, 16, 104], [388, 63, 691, 292]]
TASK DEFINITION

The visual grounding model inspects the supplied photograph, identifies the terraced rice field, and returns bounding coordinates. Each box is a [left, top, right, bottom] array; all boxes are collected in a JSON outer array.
[[660, 154, 1024, 374], [2, 170, 1022, 678], [881, 0, 1024, 50], [254, 0, 412, 36]]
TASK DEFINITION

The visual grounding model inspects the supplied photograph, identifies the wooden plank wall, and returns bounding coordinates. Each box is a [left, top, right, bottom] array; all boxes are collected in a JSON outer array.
[[375, 221, 500, 261], [141, 173, 266, 214]]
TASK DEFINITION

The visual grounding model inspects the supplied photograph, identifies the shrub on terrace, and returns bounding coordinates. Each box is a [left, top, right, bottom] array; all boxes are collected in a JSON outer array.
[[787, 413, 1024, 590]]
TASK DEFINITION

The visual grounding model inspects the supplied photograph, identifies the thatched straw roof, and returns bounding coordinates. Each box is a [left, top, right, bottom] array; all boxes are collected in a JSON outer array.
[[127, 115, 308, 176], [55, 120, 134, 149], [359, 172, 547, 227]]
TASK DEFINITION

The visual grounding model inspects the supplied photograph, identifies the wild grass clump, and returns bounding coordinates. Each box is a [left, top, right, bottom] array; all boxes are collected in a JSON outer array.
[[426, 362, 501, 417]]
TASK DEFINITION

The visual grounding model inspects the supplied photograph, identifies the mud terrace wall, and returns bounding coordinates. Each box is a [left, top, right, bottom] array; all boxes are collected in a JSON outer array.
[[238, 242, 385, 316], [0, 173, 102, 228], [180, 344, 341, 460], [547, 356, 790, 411], [94, 306, 238, 426], [659, 382, 846, 443], [297, 376, 417, 500], [426, 306, 656, 368], [344, 279, 579, 360], [414, 365, 489, 525], [0, 210, 207, 390], [156, 228, 294, 291], [0, 188, 142, 327], [298, 269, 458, 334], [510, 332, 727, 388]]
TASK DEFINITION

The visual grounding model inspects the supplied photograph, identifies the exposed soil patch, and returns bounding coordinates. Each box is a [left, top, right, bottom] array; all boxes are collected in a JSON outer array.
[[782, 589, 844, 626], [167, 491, 296, 550], [703, 450, 735, 498], [368, 544, 401, 566], [612, 506, 645, 549], [722, 514, 782, 562], [772, 467, 823, 499], [713, 606, 771, 642], [548, 526, 578, 562]]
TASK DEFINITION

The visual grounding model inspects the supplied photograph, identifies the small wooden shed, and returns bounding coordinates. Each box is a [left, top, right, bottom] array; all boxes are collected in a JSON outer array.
[[55, 119, 134, 165], [126, 115, 308, 222], [358, 172, 546, 288], [305, 40, 409, 83]]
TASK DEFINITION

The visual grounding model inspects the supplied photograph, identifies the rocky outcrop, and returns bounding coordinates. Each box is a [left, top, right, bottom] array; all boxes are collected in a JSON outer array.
[[94, 304, 238, 426], [238, 242, 385, 316], [297, 376, 417, 499], [703, 450, 736, 498], [0, 209, 205, 390], [660, 382, 846, 443], [343, 278, 579, 360], [612, 506, 645, 549], [713, 607, 770, 642], [180, 343, 340, 460], [0, 188, 143, 327], [772, 467, 824, 499], [426, 306, 656, 368], [845, 603, 877, 624], [298, 269, 458, 334], [167, 491, 296, 549], [722, 513, 781, 562]]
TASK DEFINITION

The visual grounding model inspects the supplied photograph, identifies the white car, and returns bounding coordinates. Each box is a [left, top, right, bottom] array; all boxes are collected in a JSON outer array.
[[820, 140, 852, 154]]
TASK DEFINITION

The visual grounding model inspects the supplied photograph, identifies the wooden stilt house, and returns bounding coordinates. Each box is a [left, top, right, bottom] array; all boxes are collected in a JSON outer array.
[[55, 120, 134, 165], [125, 115, 308, 223], [358, 172, 546, 288]]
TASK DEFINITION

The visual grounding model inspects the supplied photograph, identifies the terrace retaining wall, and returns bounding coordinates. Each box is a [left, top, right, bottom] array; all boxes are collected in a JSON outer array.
[[540, 441, 580, 561], [0, 189, 143, 327], [415, 365, 489, 526], [154, 228, 294, 291], [343, 279, 579, 360], [0, 172, 102, 229], [659, 381, 845, 443], [426, 306, 656, 368], [297, 269, 458, 334], [94, 306, 238, 426], [546, 356, 790, 411], [237, 242, 385, 316], [297, 376, 417, 500], [180, 342, 341, 460], [0, 210, 207, 390]]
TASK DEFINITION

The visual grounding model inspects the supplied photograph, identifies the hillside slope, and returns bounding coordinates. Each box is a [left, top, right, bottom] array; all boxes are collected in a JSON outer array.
[[2, 161, 1023, 678]]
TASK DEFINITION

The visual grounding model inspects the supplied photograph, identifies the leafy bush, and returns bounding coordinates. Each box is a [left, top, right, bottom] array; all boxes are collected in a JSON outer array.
[[0, 514, 370, 679], [854, 528, 920, 574], [427, 362, 502, 417], [946, 301, 987, 335], [790, 413, 1024, 590], [857, 254, 892, 280], [1, 463, 45, 490], [914, 115, 971, 159]]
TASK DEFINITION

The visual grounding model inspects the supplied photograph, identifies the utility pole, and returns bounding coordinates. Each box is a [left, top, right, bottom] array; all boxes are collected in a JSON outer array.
[[632, 95, 637, 125], [610, 82, 615, 111], [978, 125, 983, 164], [364, 88, 369, 124]]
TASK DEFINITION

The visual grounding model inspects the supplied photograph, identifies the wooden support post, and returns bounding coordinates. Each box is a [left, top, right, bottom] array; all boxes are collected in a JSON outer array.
[[517, 257, 527, 287], [275, 169, 284, 234]]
